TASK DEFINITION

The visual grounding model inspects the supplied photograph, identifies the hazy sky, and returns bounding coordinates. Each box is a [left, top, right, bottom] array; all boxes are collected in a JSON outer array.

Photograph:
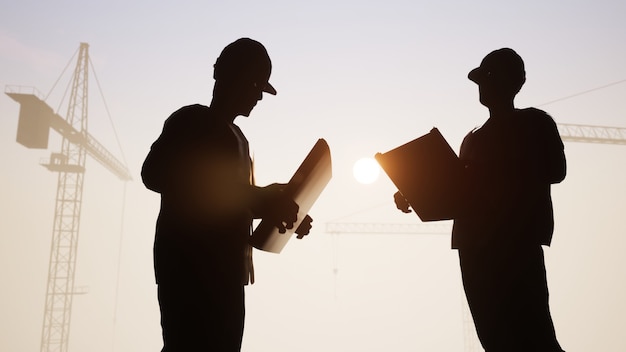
[[1, 1, 625, 351]]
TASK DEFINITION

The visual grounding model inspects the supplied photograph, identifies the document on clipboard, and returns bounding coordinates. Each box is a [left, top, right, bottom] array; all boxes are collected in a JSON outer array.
[[375, 128, 462, 222], [250, 139, 332, 253]]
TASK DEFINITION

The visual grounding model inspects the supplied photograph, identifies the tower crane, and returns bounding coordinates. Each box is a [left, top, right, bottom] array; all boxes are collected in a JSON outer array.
[[5, 43, 131, 352], [557, 123, 626, 145], [326, 124, 626, 352]]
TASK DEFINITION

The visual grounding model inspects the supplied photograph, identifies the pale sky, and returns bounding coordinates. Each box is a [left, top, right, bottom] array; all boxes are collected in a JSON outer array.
[[1, 1, 625, 351]]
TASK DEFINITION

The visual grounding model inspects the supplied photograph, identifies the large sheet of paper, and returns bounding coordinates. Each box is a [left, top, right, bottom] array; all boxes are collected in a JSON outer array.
[[250, 139, 332, 253], [375, 128, 461, 222]]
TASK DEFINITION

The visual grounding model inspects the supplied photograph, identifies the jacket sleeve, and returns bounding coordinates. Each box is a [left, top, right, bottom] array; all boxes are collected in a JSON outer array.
[[534, 109, 566, 184], [141, 111, 185, 194], [141, 105, 212, 194], [141, 138, 166, 193]]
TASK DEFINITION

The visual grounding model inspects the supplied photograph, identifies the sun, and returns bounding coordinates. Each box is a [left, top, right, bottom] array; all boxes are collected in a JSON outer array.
[[353, 157, 381, 184]]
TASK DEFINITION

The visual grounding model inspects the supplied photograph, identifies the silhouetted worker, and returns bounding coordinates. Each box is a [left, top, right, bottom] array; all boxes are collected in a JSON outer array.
[[395, 48, 566, 351], [142, 38, 313, 352]]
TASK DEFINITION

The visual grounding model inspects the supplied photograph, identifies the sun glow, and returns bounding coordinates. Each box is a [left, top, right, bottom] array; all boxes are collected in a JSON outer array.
[[353, 157, 381, 184]]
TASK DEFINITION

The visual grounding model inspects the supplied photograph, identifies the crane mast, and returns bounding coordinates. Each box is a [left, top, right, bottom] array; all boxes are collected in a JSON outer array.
[[40, 42, 89, 352], [6, 42, 131, 352]]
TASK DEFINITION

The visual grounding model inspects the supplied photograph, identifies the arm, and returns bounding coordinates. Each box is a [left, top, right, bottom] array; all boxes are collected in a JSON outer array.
[[249, 183, 299, 233], [534, 110, 566, 184], [249, 184, 314, 236], [544, 123, 566, 184], [141, 115, 184, 194]]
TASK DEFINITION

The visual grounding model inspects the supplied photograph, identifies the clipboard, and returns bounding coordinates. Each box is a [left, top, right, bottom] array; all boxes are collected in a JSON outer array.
[[250, 139, 332, 253], [375, 128, 461, 222]]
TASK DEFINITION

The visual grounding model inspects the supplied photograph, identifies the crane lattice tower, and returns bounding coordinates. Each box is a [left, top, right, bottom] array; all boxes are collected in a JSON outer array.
[[6, 43, 131, 352]]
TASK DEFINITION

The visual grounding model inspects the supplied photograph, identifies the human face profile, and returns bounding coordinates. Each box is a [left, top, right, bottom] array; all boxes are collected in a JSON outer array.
[[238, 80, 265, 117]]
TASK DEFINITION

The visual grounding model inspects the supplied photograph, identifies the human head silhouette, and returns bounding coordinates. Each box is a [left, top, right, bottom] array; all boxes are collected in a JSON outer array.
[[214, 38, 276, 95], [212, 38, 277, 118], [468, 48, 525, 110]]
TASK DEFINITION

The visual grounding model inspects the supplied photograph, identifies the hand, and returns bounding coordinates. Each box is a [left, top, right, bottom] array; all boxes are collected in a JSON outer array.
[[394, 191, 412, 213], [295, 214, 313, 239], [255, 183, 299, 234]]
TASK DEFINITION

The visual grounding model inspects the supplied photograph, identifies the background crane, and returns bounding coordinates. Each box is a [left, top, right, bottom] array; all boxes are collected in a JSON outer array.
[[5, 43, 131, 352], [326, 124, 626, 352], [557, 123, 626, 145]]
